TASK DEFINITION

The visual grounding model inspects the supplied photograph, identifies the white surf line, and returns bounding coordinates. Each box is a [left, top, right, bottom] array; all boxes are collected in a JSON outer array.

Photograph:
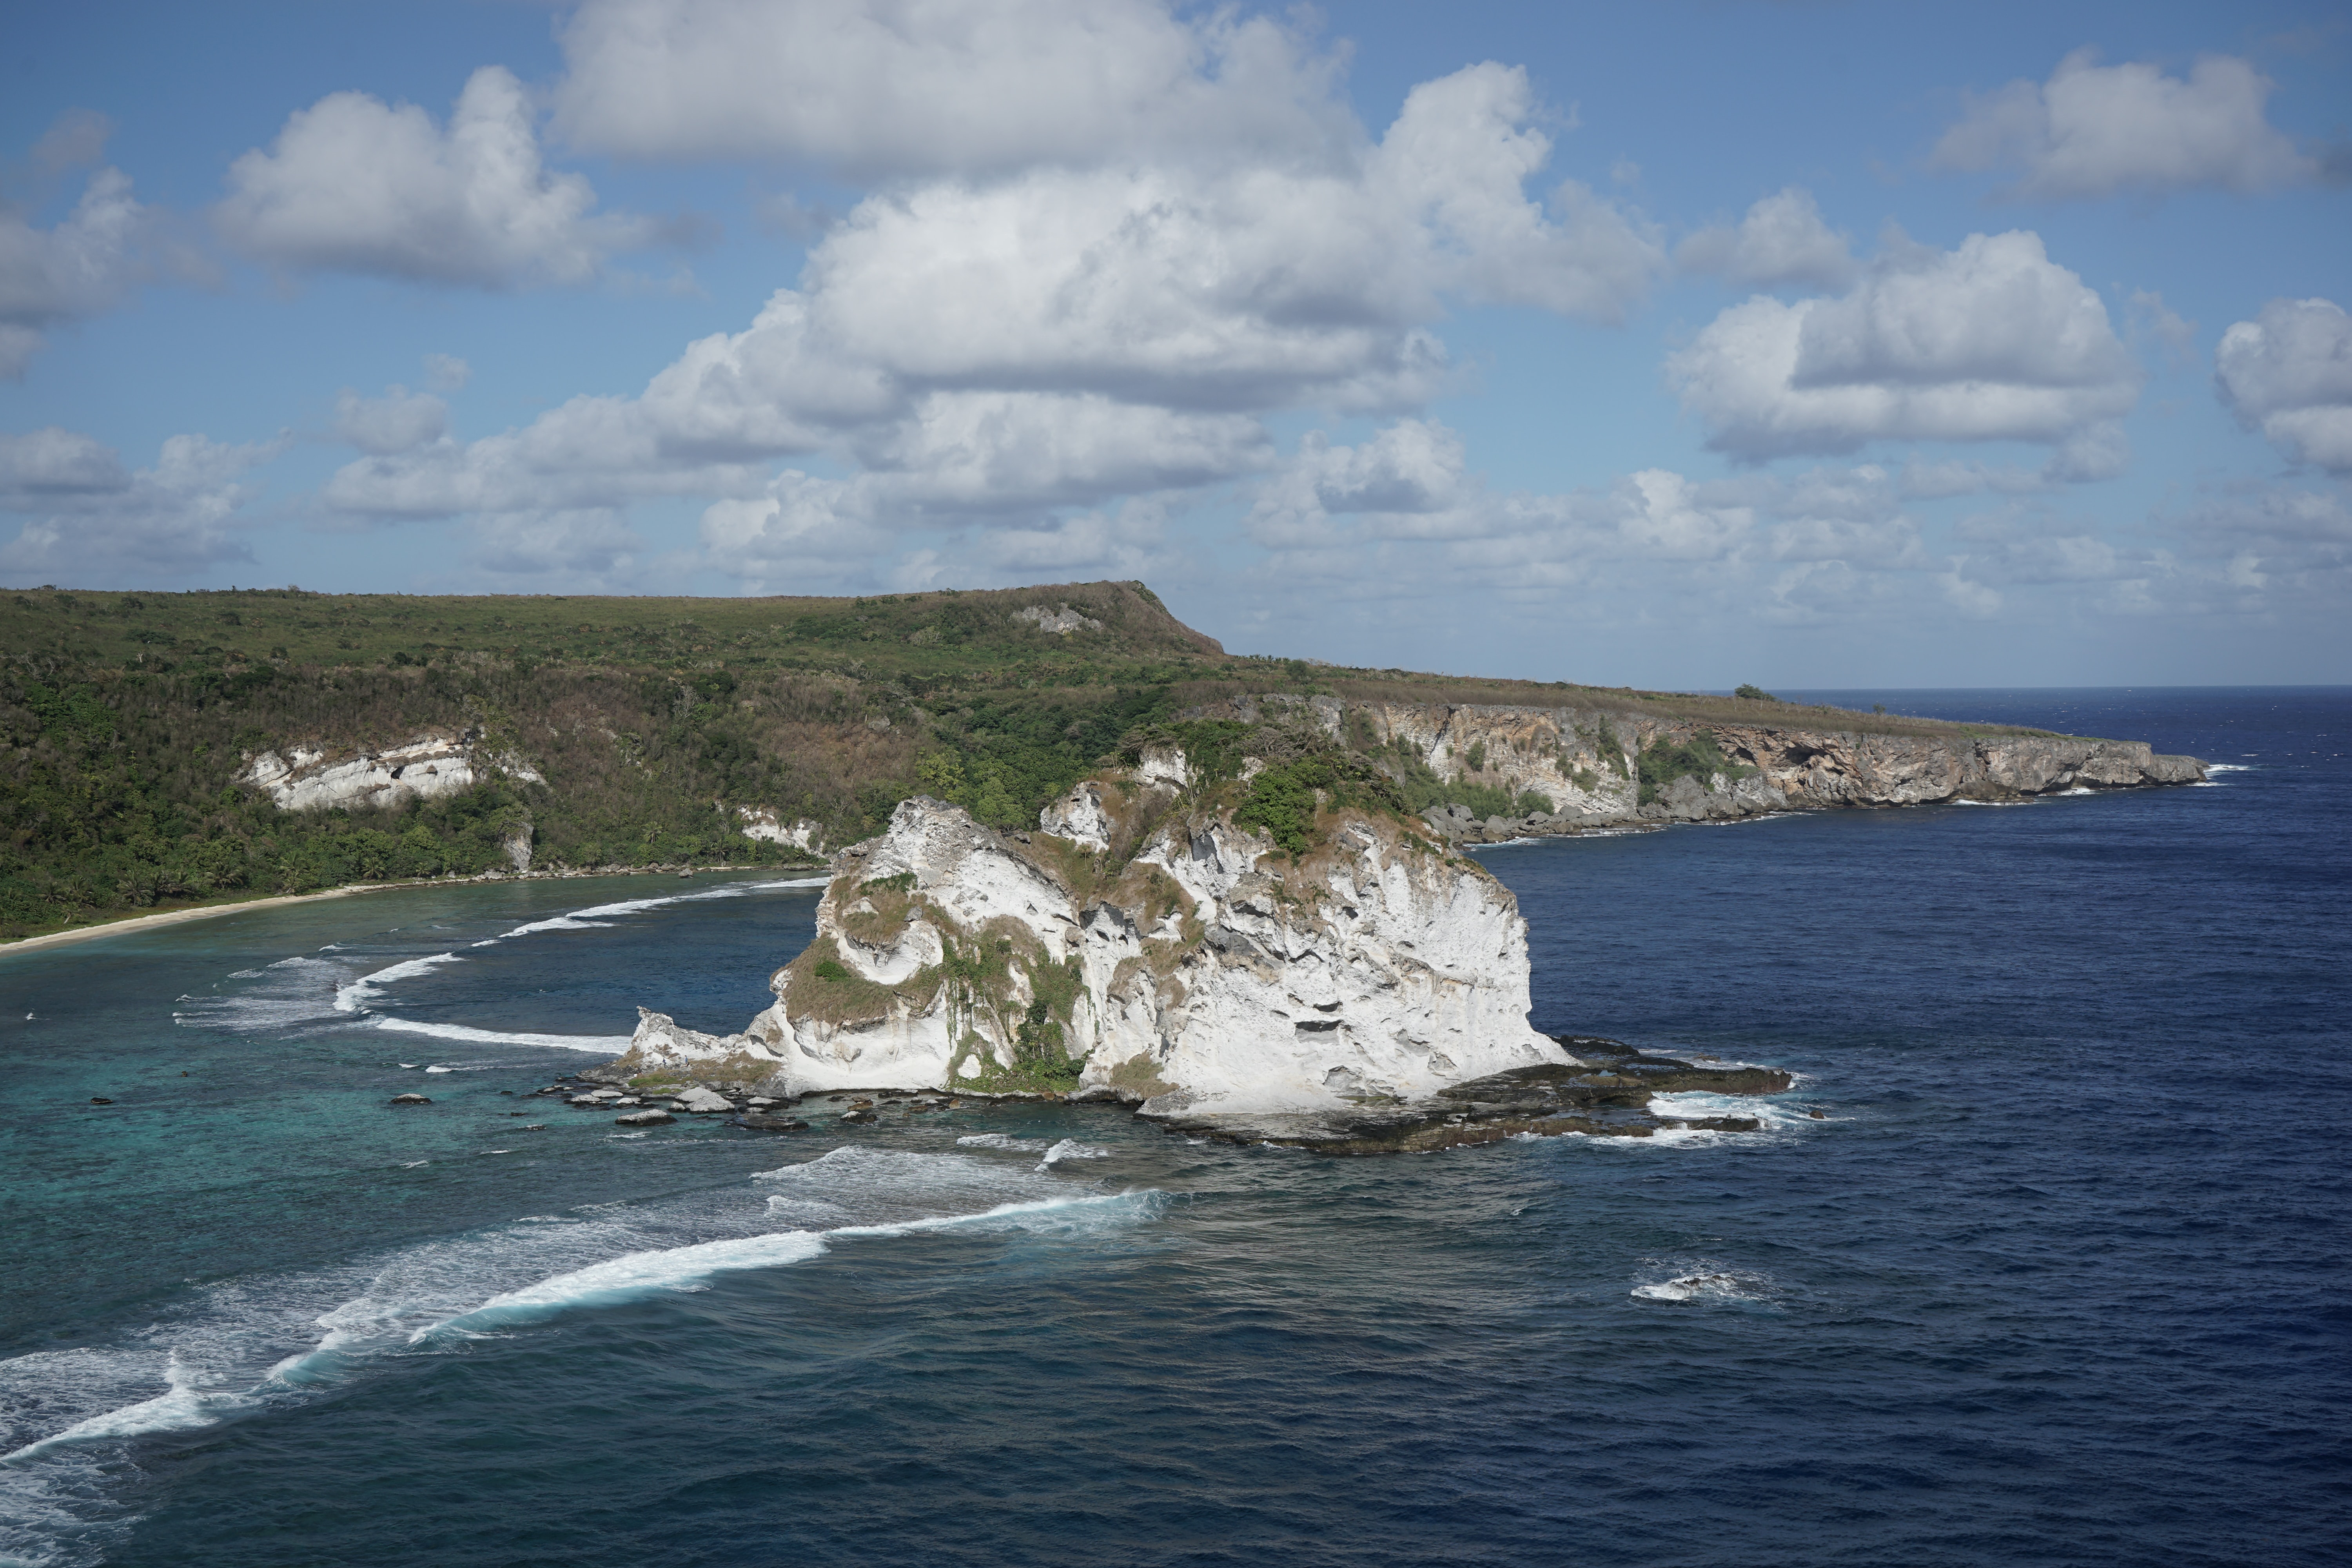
[[335, 952, 463, 1014], [4, 1180, 1150, 1465], [372, 1017, 631, 1052], [473, 876, 831, 947], [1, 1357, 241, 1465], [416, 1191, 1149, 1344]]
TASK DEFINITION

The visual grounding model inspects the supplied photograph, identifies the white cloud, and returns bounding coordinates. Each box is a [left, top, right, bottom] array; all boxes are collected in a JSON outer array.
[[1248, 420, 1471, 546], [1677, 187, 1857, 290], [0, 426, 132, 497], [331, 62, 1659, 550], [322, 388, 770, 519], [1939, 569, 2004, 617], [0, 430, 284, 581], [463, 508, 644, 583], [0, 164, 146, 377], [216, 66, 647, 287], [2214, 297, 2352, 475], [1667, 229, 2140, 461], [1932, 49, 2319, 200], [552, 0, 1355, 178], [1375, 65, 1663, 322], [334, 386, 449, 456]]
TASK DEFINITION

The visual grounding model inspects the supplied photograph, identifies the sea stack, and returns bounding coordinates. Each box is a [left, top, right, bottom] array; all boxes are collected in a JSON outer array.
[[603, 729, 1568, 1122]]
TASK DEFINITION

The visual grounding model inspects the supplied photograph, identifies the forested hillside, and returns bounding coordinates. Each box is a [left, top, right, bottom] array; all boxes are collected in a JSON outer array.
[[0, 578, 2038, 941]]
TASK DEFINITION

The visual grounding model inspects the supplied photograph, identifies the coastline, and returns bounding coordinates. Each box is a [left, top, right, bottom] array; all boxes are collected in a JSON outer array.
[[0, 862, 824, 959]]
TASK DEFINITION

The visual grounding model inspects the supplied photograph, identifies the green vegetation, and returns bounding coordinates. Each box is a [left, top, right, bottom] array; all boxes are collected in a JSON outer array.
[[0, 577, 2067, 942], [1735, 684, 1779, 702], [1232, 751, 1409, 856], [939, 928, 1089, 1093], [1368, 737, 1552, 824], [1636, 733, 1756, 805]]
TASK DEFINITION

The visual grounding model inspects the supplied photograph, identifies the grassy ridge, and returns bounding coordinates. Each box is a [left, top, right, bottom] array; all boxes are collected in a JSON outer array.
[[0, 579, 2053, 942]]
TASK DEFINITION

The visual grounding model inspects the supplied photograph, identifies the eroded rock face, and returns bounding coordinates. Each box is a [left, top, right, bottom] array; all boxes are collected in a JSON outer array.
[[240, 728, 542, 813], [1198, 696, 2205, 841], [1013, 603, 1105, 635], [603, 760, 1564, 1117], [735, 807, 826, 853]]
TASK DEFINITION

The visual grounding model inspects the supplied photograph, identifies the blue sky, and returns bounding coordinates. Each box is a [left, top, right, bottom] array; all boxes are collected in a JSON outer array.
[[2, 0, 2346, 688]]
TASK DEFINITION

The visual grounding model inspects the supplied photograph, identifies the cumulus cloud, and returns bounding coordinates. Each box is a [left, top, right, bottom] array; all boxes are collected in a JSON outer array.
[[0, 426, 132, 497], [463, 508, 645, 584], [1932, 49, 2322, 200], [2214, 297, 2352, 474], [331, 61, 1660, 563], [322, 388, 771, 520], [216, 66, 648, 286], [1667, 229, 2140, 462], [0, 161, 147, 377], [1677, 187, 1857, 290], [552, 0, 1355, 178], [0, 429, 284, 581], [334, 385, 449, 455], [1243, 421, 1761, 588]]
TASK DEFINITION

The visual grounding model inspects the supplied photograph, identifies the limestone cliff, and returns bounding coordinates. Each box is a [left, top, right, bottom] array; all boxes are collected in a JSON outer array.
[[1199, 694, 2205, 840], [603, 740, 1564, 1116], [239, 726, 543, 813]]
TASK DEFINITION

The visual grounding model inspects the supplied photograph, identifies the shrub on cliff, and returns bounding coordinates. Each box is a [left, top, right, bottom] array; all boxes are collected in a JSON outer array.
[[1636, 733, 1756, 804], [1232, 749, 1409, 855]]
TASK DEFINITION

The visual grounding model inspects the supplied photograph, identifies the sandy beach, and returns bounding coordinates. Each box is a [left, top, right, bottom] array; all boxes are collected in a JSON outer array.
[[0, 864, 815, 959]]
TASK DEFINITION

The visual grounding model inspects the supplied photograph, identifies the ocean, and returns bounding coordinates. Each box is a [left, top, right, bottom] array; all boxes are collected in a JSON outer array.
[[2, 687, 2345, 1567]]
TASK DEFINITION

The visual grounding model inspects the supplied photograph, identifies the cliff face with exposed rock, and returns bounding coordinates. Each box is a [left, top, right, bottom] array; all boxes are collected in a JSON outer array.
[[606, 741, 1564, 1119], [1200, 694, 2204, 841], [239, 726, 543, 815]]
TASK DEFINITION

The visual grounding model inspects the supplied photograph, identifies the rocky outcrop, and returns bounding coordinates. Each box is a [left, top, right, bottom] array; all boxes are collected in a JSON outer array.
[[602, 746, 1572, 1128], [1154, 1038, 1793, 1154], [1201, 694, 2205, 841], [1013, 603, 1105, 635], [735, 807, 826, 854], [239, 726, 542, 813]]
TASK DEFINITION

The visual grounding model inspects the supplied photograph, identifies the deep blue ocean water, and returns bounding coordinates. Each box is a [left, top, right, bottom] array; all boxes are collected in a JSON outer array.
[[2, 686, 2345, 1567]]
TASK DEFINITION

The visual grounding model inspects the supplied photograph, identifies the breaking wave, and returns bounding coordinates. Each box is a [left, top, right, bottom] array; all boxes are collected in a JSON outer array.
[[475, 877, 829, 946], [370, 1016, 630, 1052], [2, 1142, 1155, 1504]]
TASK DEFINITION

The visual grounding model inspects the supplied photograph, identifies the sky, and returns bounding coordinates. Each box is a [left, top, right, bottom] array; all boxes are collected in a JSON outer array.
[[1, 0, 2347, 688]]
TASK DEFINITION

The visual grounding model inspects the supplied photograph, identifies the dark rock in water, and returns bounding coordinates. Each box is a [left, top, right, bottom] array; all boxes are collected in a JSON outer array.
[[389, 1093, 431, 1106], [1147, 1043, 1793, 1154], [837, 1109, 877, 1125], [1809, 1109, 1827, 1119], [737, 1113, 811, 1131], [89, 1097, 113, 1105], [615, 1109, 673, 1126]]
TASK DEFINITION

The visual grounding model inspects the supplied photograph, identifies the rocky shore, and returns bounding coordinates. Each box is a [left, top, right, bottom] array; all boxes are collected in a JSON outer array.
[[518, 1030, 1796, 1156], [1140, 1036, 1793, 1153]]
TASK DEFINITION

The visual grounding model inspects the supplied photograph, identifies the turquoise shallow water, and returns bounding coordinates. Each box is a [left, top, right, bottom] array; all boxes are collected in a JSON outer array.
[[2, 688, 2347, 1566]]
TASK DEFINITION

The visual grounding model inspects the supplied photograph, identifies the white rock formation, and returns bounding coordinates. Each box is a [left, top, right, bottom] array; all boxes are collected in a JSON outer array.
[[605, 751, 1564, 1115], [1013, 603, 1105, 635], [239, 731, 540, 813], [735, 807, 826, 853]]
